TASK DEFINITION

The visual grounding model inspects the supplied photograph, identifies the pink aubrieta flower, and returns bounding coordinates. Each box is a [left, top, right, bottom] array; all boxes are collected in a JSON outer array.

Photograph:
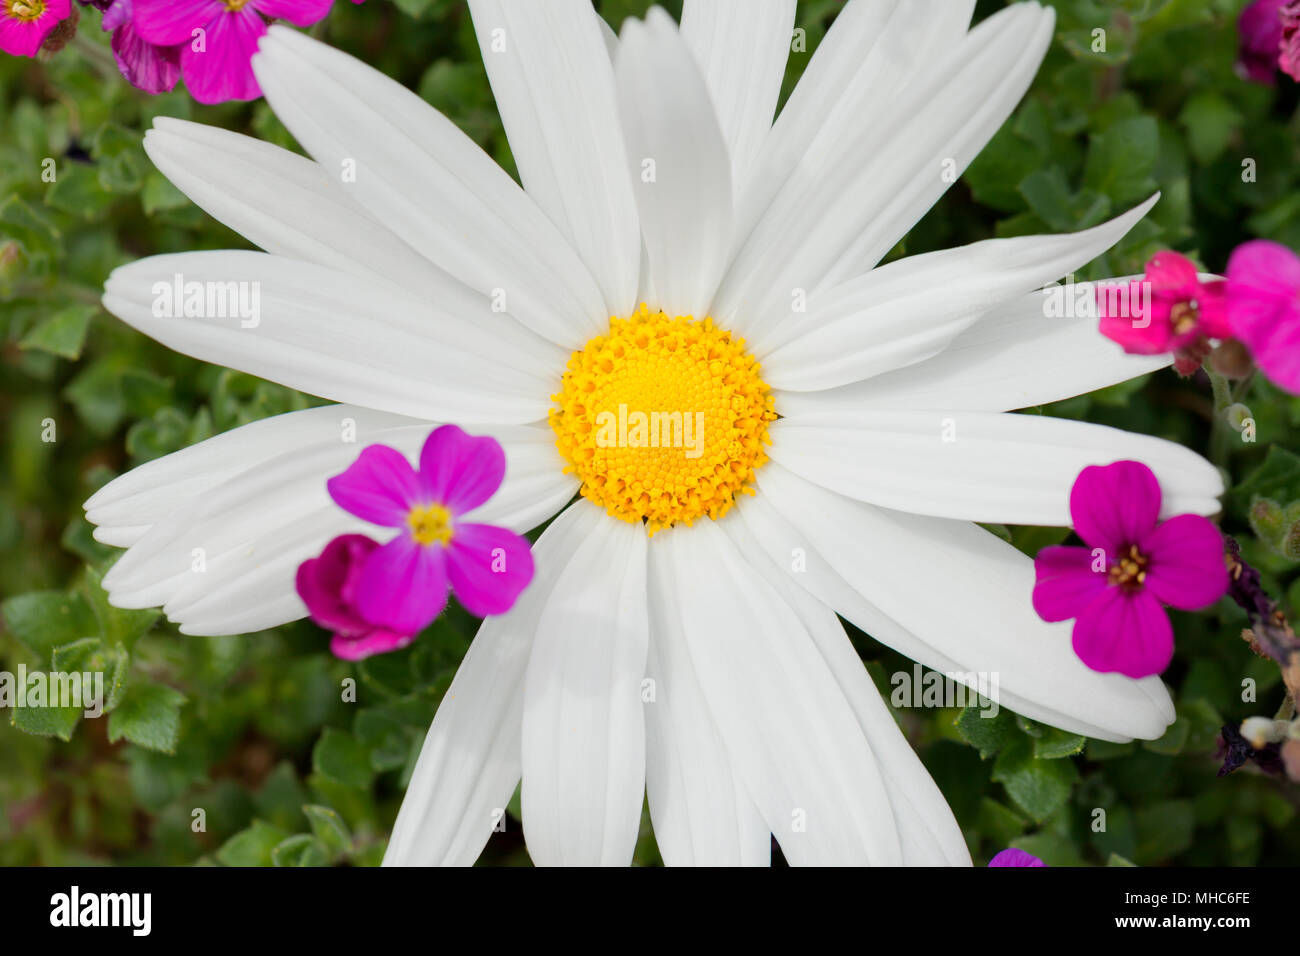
[[988, 848, 1046, 867], [296, 533, 418, 661], [1283, 0, 1300, 80], [0, 0, 71, 57], [1033, 461, 1228, 679], [1226, 239, 1300, 394], [1097, 251, 1229, 376], [132, 0, 333, 104], [100, 0, 180, 95], [320, 425, 534, 637], [1238, 0, 1289, 84]]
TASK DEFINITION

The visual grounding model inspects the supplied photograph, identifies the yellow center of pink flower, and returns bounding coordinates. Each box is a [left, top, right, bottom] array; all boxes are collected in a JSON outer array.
[[1108, 544, 1149, 590], [549, 305, 776, 535], [407, 503, 453, 547], [7, 0, 45, 22], [223, 0, 253, 11], [1170, 300, 1200, 335]]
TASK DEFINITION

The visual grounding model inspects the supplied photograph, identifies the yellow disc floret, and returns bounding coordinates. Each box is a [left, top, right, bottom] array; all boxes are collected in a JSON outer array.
[[550, 305, 777, 535], [407, 503, 453, 546]]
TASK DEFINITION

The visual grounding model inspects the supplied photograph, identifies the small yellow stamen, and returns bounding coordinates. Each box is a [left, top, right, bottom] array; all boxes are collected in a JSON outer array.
[[7, 0, 46, 21], [224, 0, 253, 10], [1170, 300, 1200, 335], [407, 503, 453, 546], [1107, 544, 1149, 589], [550, 305, 777, 535]]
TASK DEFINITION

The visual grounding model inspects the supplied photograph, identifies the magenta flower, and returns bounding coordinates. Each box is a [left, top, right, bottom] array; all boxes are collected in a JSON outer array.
[[1226, 239, 1300, 394], [0, 0, 71, 57], [1097, 252, 1229, 375], [1283, 1, 1300, 80], [988, 848, 1046, 867], [296, 534, 418, 661], [1033, 461, 1227, 679], [1238, 0, 1288, 84], [99, 0, 180, 95], [132, 0, 332, 105], [321, 425, 534, 637]]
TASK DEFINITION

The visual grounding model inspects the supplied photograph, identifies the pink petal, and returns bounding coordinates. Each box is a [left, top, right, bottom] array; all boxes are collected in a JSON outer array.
[[1097, 279, 1175, 354], [1238, 0, 1288, 83], [356, 537, 448, 634], [417, 425, 506, 516], [133, 0, 223, 46], [1145, 250, 1202, 297], [1228, 240, 1300, 393], [1072, 586, 1174, 679], [112, 22, 181, 95], [1142, 514, 1228, 610], [445, 523, 535, 617], [295, 534, 378, 634], [1069, 460, 1162, 555], [330, 628, 416, 661], [1032, 545, 1109, 622], [327, 444, 421, 528], [252, 0, 334, 26], [0, 6, 64, 58], [1195, 279, 1231, 340], [179, 8, 264, 105], [988, 848, 1047, 867]]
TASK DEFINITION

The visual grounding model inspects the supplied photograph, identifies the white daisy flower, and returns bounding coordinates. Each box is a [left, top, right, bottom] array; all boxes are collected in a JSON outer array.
[[87, 0, 1221, 866]]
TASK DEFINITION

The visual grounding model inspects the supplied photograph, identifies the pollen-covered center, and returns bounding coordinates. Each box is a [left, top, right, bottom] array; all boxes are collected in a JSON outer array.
[[550, 305, 776, 534], [7, 0, 46, 21], [1108, 544, 1149, 590], [407, 504, 453, 546]]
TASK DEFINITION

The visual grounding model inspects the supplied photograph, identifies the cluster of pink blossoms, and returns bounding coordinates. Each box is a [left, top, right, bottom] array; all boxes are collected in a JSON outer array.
[[296, 426, 535, 662], [1, 0, 363, 103], [1097, 241, 1300, 395]]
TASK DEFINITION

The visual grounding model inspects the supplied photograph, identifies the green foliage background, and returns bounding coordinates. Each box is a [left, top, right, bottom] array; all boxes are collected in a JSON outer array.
[[1, 0, 1298, 866]]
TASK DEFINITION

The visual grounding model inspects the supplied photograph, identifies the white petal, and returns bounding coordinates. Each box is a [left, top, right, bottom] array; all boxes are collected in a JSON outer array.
[[772, 284, 1171, 416], [769, 409, 1224, 525], [644, 543, 770, 866], [679, 0, 795, 196], [735, 0, 973, 247], [750, 463, 1176, 742], [723, 513, 970, 866], [521, 506, 649, 866], [102, 251, 562, 425], [93, 410, 576, 636], [252, 25, 608, 348], [657, 520, 900, 865], [756, 197, 1158, 382], [615, 9, 733, 319], [716, 3, 1054, 341], [468, 0, 640, 316], [384, 501, 597, 866], [143, 118, 460, 302]]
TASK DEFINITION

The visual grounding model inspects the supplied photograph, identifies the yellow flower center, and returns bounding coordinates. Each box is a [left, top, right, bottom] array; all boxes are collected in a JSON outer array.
[[407, 503, 454, 546], [1107, 544, 1149, 590], [7, 0, 45, 21], [550, 305, 776, 535], [224, 0, 253, 10], [1170, 300, 1200, 335]]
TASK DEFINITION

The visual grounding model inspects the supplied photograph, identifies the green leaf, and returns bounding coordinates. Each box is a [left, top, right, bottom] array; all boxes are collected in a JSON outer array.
[[955, 706, 1016, 759], [10, 698, 81, 741], [312, 728, 374, 789], [107, 682, 186, 753], [992, 738, 1079, 823], [1133, 800, 1195, 864], [302, 804, 353, 856], [1, 590, 98, 662], [1232, 446, 1300, 512], [1032, 727, 1088, 759], [1083, 116, 1159, 206], [1142, 714, 1191, 755], [1177, 92, 1241, 164], [271, 834, 330, 867], [18, 304, 94, 360], [84, 566, 159, 649], [51, 637, 130, 713], [1107, 853, 1138, 867], [217, 820, 289, 867]]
